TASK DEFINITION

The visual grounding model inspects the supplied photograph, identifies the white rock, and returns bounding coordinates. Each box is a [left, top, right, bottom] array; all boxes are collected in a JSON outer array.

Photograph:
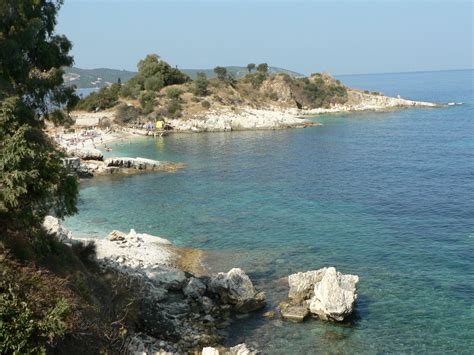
[[68, 147, 103, 161], [288, 268, 327, 303], [229, 343, 256, 355], [202, 347, 220, 355], [42, 216, 72, 242], [308, 267, 359, 321]]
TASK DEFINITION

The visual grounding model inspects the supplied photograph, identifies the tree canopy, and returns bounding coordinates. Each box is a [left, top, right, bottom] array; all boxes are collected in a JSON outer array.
[[213, 66, 227, 81], [0, 0, 78, 234]]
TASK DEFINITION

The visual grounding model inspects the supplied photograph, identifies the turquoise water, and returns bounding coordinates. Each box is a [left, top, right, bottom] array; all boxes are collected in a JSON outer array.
[[65, 70, 474, 353]]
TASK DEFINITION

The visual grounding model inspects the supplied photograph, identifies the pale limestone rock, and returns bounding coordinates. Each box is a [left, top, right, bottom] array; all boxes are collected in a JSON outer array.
[[202, 347, 220, 355], [68, 147, 103, 161], [288, 268, 327, 303], [42, 216, 71, 242], [309, 267, 359, 321], [107, 230, 126, 241], [229, 343, 256, 355]]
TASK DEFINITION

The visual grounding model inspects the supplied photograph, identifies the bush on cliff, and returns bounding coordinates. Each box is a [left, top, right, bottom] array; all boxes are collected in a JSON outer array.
[[193, 72, 209, 96], [115, 104, 141, 124], [75, 84, 121, 111]]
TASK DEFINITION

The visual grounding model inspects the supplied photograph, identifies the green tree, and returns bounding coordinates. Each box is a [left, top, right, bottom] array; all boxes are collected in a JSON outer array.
[[144, 76, 164, 91], [247, 63, 256, 73], [213, 66, 227, 81], [193, 72, 209, 96], [257, 63, 269, 74], [0, 0, 79, 234]]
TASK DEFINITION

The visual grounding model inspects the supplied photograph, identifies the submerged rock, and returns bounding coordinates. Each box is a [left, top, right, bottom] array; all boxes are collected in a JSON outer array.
[[279, 302, 309, 322]]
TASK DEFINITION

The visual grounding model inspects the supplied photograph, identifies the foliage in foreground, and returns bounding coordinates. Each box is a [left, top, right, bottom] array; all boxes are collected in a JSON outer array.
[[0, 248, 74, 354], [0, 0, 79, 234]]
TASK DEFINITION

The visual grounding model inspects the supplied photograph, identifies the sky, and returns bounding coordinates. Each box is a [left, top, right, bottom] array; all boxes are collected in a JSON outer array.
[[57, 0, 473, 75]]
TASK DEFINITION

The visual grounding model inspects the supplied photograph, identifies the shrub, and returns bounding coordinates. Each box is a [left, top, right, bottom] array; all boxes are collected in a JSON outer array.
[[98, 117, 112, 128], [139, 91, 157, 114], [193, 72, 209, 96], [247, 72, 266, 88], [364, 90, 370, 94], [75, 84, 121, 112], [167, 100, 182, 118], [201, 100, 211, 109], [115, 104, 141, 124], [144, 76, 164, 91], [166, 87, 183, 100], [0, 257, 73, 354]]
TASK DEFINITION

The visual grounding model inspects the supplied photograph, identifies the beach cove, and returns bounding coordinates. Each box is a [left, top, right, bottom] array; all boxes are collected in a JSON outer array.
[[64, 70, 474, 353]]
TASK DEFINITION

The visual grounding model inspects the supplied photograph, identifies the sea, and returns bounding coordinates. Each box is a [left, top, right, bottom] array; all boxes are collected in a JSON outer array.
[[64, 70, 474, 354]]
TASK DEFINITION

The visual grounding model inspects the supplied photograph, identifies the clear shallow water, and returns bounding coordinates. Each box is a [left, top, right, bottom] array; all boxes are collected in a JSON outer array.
[[65, 70, 474, 353]]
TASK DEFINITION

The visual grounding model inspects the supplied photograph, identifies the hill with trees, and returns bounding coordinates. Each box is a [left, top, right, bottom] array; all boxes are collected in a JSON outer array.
[[74, 55, 350, 123], [64, 65, 304, 89]]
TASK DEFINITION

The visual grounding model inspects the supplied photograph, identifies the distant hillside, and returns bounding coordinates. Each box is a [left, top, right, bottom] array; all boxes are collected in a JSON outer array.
[[64, 66, 303, 88], [63, 67, 137, 89]]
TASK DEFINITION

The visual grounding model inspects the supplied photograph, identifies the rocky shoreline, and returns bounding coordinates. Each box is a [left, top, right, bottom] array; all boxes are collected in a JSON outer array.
[[165, 90, 443, 133], [43, 217, 360, 354]]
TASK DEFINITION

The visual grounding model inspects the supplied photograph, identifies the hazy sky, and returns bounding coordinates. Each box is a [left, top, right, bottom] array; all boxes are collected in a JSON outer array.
[[57, 0, 473, 75]]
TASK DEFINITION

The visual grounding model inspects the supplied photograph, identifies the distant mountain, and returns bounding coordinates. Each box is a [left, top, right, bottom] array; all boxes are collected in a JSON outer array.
[[64, 66, 304, 89]]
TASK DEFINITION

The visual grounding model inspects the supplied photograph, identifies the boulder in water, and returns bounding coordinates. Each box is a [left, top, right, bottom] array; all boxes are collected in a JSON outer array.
[[308, 267, 359, 321], [208, 268, 266, 313]]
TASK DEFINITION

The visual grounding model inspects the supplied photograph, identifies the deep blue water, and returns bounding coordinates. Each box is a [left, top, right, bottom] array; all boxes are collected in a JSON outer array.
[[65, 70, 474, 353]]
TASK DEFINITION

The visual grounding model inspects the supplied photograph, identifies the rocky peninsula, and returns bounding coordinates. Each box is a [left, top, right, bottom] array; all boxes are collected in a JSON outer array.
[[73, 57, 444, 134]]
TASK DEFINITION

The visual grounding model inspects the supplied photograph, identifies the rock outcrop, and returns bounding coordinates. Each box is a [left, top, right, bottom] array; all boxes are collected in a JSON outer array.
[[308, 267, 359, 321], [209, 268, 266, 313], [104, 156, 168, 170], [280, 267, 359, 322], [67, 147, 104, 161], [70, 227, 265, 352], [42, 215, 72, 242], [64, 152, 181, 177], [168, 108, 317, 132]]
